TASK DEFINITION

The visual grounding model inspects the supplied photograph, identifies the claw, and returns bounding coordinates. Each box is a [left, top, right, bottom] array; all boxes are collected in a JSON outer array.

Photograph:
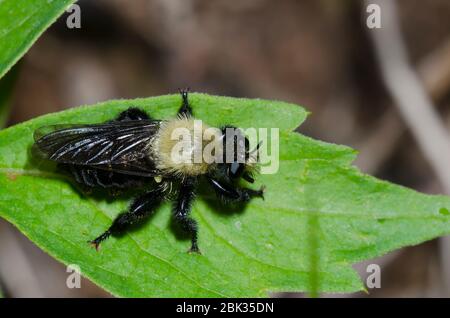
[[88, 231, 111, 252], [88, 240, 101, 252], [178, 87, 190, 98], [188, 243, 201, 255], [258, 185, 266, 200]]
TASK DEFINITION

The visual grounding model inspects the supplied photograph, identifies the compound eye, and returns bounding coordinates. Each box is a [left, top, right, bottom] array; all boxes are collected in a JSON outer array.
[[229, 162, 244, 178]]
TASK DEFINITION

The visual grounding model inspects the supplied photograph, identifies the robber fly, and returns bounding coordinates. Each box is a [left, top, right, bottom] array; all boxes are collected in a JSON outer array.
[[33, 90, 264, 253]]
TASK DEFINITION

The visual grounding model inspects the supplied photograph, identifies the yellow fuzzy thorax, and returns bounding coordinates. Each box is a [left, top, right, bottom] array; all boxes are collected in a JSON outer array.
[[151, 117, 222, 176]]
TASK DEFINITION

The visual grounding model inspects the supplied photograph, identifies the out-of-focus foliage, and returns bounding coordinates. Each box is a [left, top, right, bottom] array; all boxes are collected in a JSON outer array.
[[0, 0, 75, 79], [0, 66, 19, 128]]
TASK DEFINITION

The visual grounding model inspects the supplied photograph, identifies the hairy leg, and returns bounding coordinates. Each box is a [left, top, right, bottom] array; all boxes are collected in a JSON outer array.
[[173, 177, 199, 253], [207, 177, 265, 203], [89, 185, 165, 250], [177, 88, 193, 117]]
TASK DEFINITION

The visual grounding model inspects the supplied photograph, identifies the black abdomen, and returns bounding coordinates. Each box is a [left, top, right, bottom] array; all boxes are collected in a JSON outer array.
[[62, 164, 146, 189]]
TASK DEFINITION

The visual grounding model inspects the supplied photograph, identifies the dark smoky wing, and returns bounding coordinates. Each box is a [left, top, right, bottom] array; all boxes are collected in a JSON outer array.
[[34, 120, 161, 176], [33, 123, 125, 144], [34, 124, 84, 141], [33, 124, 111, 160]]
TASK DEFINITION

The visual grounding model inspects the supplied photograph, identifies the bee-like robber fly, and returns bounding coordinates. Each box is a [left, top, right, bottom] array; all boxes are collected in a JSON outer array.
[[33, 90, 265, 253]]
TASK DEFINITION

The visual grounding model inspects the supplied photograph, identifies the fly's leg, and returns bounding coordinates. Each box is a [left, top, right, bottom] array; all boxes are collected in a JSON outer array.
[[207, 177, 265, 203], [173, 177, 200, 253], [177, 88, 193, 117], [89, 185, 165, 250]]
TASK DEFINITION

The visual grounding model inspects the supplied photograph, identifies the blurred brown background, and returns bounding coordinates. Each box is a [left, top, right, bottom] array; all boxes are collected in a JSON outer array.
[[1, 0, 450, 297]]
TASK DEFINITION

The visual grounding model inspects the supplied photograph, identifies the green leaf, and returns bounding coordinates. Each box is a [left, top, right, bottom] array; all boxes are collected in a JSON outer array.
[[0, 0, 75, 80], [0, 93, 449, 297]]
